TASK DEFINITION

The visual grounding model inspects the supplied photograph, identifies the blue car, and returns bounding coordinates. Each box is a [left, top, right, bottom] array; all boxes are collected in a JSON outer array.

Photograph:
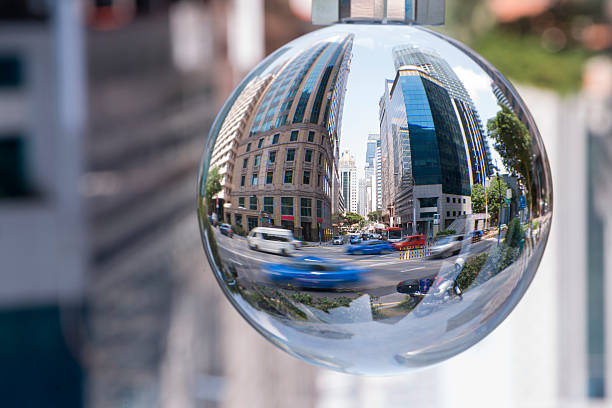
[[347, 240, 394, 255], [349, 235, 361, 244], [263, 256, 367, 289]]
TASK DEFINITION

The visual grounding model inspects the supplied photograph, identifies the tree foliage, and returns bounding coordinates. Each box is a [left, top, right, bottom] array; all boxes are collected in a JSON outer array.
[[367, 210, 382, 222], [487, 105, 533, 207], [486, 176, 509, 225], [205, 166, 222, 213], [343, 212, 364, 226], [471, 183, 486, 214]]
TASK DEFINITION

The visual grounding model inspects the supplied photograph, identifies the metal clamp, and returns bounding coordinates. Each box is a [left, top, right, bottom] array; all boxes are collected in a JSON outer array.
[[312, 0, 445, 26]]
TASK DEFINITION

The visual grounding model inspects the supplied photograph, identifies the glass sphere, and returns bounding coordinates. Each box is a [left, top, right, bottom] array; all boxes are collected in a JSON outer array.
[[197, 24, 552, 375]]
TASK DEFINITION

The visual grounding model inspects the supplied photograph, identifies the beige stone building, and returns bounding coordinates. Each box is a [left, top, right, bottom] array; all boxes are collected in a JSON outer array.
[[224, 34, 354, 241]]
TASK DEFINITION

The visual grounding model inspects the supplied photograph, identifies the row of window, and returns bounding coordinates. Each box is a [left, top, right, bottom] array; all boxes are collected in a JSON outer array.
[[242, 148, 324, 169], [446, 196, 467, 204], [245, 130, 323, 153], [240, 169, 323, 187], [237, 196, 323, 218], [447, 211, 467, 217]]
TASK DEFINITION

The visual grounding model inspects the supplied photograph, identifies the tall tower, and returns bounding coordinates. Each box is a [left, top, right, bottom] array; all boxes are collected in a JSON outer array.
[[393, 46, 493, 184], [339, 149, 358, 214], [225, 34, 354, 241]]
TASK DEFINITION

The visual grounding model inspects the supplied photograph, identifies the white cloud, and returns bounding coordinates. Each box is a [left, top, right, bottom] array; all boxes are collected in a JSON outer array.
[[453, 65, 490, 104]]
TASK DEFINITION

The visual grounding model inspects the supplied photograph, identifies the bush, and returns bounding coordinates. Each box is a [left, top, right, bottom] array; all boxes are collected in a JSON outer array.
[[436, 229, 456, 237], [504, 218, 522, 248], [456, 253, 488, 291]]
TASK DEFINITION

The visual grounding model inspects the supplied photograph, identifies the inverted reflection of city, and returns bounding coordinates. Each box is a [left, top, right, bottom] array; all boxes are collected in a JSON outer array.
[[198, 26, 551, 356]]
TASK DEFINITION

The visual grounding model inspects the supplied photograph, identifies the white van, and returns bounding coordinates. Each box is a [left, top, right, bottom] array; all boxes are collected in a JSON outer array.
[[247, 227, 296, 256]]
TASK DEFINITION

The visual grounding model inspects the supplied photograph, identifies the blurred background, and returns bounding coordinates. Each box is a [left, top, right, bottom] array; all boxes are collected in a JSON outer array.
[[0, 0, 611, 407]]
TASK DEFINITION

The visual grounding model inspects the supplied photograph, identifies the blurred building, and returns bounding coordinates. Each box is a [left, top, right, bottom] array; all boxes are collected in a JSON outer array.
[[0, 1, 318, 407]]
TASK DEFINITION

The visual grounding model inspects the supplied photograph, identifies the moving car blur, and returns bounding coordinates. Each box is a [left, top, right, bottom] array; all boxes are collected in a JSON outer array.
[[263, 256, 368, 289]]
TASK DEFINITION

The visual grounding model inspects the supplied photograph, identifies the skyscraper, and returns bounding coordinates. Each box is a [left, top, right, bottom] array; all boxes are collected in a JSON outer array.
[[339, 149, 358, 214], [380, 65, 472, 231], [225, 34, 354, 241], [364, 133, 380, 216], [393, 46, 493, 184]]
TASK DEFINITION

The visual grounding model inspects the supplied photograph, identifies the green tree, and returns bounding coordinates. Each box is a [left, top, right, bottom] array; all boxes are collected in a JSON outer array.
[[367, 210, 382, 222], [205, 166, 222, 214], [343, 212, 363, 226], [486, 176, 509, 225], [471, 183, 486, 213], [487, 105, 533, 208]]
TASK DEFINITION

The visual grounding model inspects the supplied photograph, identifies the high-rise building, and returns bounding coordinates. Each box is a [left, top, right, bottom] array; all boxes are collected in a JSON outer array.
[[380, 65, 472, 232], [393, 46, 493, 184], [226, 34, 354, 241], [339, 149, 358, 214], [363, 133, 380, 216], [358, 177, 367, 216]]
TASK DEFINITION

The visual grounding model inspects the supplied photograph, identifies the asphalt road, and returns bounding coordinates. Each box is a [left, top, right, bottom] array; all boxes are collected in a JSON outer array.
[[212, 230, 496, 298]]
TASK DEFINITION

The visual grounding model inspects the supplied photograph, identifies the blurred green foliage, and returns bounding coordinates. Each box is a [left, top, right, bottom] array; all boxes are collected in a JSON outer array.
[[474, 30, 591, 94], [438, 0, 605, 94]]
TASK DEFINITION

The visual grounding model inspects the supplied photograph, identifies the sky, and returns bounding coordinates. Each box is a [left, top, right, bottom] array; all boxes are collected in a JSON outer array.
[[258, 24, 508, 179]]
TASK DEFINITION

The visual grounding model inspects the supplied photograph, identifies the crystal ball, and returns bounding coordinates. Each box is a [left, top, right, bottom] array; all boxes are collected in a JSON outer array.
[[197, 24, 552, 375]]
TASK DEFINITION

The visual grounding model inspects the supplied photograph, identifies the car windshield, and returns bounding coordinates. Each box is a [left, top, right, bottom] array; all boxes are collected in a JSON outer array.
[[437, 237, 452, 245]]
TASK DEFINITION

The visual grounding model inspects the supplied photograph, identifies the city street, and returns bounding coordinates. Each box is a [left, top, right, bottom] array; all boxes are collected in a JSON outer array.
[[212, 229, 496, 298]]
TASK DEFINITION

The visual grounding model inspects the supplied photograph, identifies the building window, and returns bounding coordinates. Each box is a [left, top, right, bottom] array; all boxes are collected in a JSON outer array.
[[303, 171, 310, 185], [452, 211, 456, 216], [252, 173, 258, 186], [247, 217, 258, 231], [243, 158, 248, 168], [317, 174, 321, 186], [254, 155, 261, 167], [290, 130, 299, 141], [236, 214, 243, 227], [264, 197, 274, 214], [238, 197, 245, 208], [286, 148, 295, 161], [308, 131, 315, 142], [305, 149, 312, 162], [269, 151, 276, 163], [419, 197, 438, 207], [266, 171, 273, 184], [316, 200, 322, 218], [281, 197, 293, 215], [318, 153, 322, 165], [257, 138, 264, 148], [272, 133, 279, 144], [249, 196, 257, 210], [0, 136, 30, 198], [463, 211, 466, 215], [446, 197, 450, 203], [300, 198, 312, 217], [240, 175, 245, 186], [284, 170, 293, 183], [452, 197, 456, 203], [463, 198, 466, 204], [0, 56, 23, 89], [246, 143, 251, 152], [446, 211, 450, 216]]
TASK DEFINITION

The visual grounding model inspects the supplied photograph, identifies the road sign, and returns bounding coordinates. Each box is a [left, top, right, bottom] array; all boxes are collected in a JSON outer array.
[[520, 195, 526, 209], [433, 213, 439, 225]]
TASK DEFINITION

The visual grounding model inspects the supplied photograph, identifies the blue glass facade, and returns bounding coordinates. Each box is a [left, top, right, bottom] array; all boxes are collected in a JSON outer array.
[[390, 72, 471, 196]]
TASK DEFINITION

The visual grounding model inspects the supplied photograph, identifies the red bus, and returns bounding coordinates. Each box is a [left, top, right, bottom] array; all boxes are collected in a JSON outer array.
[[387, 227, 402, 242]]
